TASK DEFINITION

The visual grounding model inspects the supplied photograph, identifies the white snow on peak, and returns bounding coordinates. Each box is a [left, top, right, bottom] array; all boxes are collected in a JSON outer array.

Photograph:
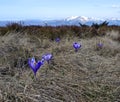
[[65, 16, 79, 21], [65, 16, 100, 22], [78, 16, 89, 21]]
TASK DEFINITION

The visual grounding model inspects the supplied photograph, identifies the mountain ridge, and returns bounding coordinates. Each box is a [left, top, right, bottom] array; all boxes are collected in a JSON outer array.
[[0, 16, 120, 26]]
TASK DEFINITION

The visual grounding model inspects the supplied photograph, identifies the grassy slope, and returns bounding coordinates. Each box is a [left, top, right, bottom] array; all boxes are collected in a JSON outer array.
[[0, 29, 120, 102]]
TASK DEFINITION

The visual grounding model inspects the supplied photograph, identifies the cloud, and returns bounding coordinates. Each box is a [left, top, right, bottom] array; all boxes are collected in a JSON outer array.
[[112, 5, 120, 8]]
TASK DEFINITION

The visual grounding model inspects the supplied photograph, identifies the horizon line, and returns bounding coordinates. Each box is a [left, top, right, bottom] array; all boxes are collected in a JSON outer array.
[[0, 16, 120, 21]]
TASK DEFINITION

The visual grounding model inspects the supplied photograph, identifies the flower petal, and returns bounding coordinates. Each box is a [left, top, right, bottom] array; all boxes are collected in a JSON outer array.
[[28, 58, 35, 69], [55, 37, 60, 42]]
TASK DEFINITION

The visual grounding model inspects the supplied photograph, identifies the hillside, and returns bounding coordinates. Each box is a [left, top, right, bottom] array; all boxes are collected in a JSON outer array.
[[0, 24, 120, 102]]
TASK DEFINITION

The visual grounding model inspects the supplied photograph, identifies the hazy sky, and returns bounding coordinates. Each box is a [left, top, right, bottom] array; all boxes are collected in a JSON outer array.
[[0, 0, 120, 20]]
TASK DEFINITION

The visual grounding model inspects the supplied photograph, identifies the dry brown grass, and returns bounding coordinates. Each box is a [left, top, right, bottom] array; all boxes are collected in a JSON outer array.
[[0, 29, 120, 102]]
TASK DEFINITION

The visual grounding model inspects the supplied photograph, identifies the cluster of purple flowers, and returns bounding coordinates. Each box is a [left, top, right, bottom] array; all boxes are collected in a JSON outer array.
[[28, 37, 103, 77], [28, 53, 52, 76]]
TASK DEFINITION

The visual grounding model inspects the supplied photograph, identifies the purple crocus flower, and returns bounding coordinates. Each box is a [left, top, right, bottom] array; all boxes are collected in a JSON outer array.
[[42, 53, 52, 64], [97, 43, 103, 48], [28, 57, 44, 76], [55, 37, 60, 43], [73, 42, 81, 52]]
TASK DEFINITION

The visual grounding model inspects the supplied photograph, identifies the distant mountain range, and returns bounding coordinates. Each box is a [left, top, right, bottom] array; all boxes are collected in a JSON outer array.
[[0, 16, 120, 26]]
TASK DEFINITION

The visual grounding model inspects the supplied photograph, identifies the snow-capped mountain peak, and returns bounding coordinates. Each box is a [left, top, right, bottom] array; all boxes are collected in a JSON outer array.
[[65, 16, 89, 21], [65, 16, 98, 22], [77, 16, 89, 21], [65, 16, 79, 21]]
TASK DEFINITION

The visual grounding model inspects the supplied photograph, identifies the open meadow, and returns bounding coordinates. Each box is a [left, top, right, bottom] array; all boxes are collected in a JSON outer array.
[[0, 23, 120, 102]]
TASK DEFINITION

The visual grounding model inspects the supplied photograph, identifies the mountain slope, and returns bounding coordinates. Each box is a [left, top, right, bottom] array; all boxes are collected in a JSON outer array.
[[0, 16, 120, 26]]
